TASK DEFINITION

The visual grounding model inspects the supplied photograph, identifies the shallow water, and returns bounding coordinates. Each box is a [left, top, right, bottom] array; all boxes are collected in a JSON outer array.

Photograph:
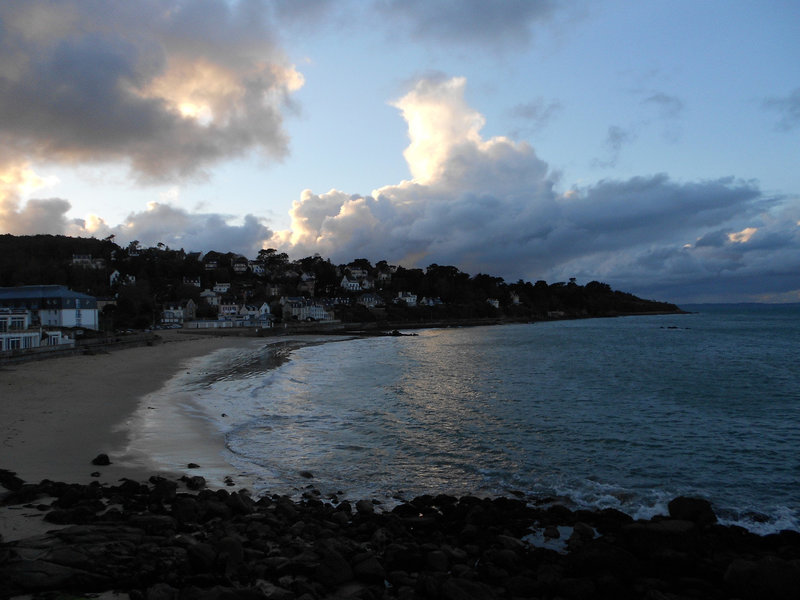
[[142, 306, 800, 534]]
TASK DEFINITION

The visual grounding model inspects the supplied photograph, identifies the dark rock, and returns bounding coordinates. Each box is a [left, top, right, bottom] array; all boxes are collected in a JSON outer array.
[[440, 576, 498, 600], [299, 470, 314, 479], [667, 496, 717, 526], [183, 475, 206, 491], [724, 556, 800, 600], [187, 463, 200, 469], [0, 469, 25, 491], [426, 549, 449, 572], [353, 554, 385, 583], [91, 453, 111, 466], [314, 546, 353, 588], [355, 499, 375, 515]]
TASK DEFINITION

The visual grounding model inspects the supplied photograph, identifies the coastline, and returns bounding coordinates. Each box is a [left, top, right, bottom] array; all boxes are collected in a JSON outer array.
[[0, 330, 260, 487]]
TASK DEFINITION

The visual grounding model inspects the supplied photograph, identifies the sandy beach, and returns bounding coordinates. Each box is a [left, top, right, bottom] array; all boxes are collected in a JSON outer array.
[[0, 331, 258, 488]]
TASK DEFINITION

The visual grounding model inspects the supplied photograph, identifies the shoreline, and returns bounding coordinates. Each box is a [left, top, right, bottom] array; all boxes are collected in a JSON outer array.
[[0, 331, 262, 487]]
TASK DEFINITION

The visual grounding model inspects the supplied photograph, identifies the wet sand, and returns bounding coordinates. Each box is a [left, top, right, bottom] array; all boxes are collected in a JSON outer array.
[[0, 331, 259, 488]]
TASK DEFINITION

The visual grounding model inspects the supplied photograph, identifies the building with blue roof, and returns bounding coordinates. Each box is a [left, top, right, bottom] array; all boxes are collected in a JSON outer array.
[[0, 285, 99, 329]]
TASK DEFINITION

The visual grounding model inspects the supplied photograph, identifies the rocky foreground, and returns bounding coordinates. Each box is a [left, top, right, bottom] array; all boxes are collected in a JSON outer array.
[[2, 469, 799, 600]]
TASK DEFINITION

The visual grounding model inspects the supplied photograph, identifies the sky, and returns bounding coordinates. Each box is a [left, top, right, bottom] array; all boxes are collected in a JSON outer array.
[[0, 0, 798, 304]]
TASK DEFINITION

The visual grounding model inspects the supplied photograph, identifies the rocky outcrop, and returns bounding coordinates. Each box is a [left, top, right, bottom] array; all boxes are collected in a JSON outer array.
[[1, 470, 799, 599]]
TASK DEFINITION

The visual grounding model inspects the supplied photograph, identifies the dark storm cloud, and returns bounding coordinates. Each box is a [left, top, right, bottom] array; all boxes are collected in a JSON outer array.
[[376, 0, 557, 48], [763, 88, 800, 131], [0, 0, 302, 181]]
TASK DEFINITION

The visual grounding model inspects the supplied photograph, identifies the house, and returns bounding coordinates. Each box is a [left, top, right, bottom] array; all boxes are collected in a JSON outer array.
[[510, 292, 520, 305], [199, 289, 220, 306], [487, 298, 500, 309], [213, 282, 231, 294], [395, 292, 417, 307], [348, 267, 369, 279], [0, 308, 73, 352], [239, 303, 272, 326], [72, 254, 104, 269], [249, 261, 265, 276], [357, 293, 382, 309], [360, 278, 375, 290], [110, 270, 136, 286], [418, 297, 443, 307], [183, 276, 201, 288], [161, 304, 185, 325], [232, 259, 249, 274], [204, 260, 219, 270], [0, 285, 99, 330], [340, 277, 361, 292], [280, 297, 333, 321], [218, 302, 239, 318]]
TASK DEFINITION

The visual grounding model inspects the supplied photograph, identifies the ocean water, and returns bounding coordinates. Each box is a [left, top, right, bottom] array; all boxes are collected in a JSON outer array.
[[156, 305, 800, 534]]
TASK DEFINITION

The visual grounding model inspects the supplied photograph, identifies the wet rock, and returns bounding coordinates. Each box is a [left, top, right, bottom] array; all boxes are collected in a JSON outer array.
[[440, 576, 499, 600], [91, 453, 111, 466], [667, 496, 717, 526], [353, 554, 385, 583], [313, 546, 353, 588], [355, 499, 374, 515]]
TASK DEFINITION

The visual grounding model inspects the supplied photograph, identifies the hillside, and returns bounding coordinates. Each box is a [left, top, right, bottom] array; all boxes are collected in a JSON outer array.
[[0, 235, 683, 329]]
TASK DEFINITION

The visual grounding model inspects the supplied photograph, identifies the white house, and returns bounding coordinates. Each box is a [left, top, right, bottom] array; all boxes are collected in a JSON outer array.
[[218, 302, 239, 318], [213, 282, 231, 294], [340, 277, 361, 292], [199, 289, 220, 306], [0, 285, 99, 330], [110, 270, 136, 287], [395, 291, 417, 307], [0, 308, 73, 352], [280, 297, 333, 321], [487, 298, 500, 309], [357, 293, 382, 308]]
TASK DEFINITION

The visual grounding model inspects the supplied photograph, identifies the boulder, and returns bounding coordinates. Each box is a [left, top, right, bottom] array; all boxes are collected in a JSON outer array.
[[90, 454, 111, 466], [667, 496, 717, 526]]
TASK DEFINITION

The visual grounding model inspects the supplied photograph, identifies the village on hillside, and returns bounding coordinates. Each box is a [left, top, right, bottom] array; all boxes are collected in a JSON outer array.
[[0, 235, 681, 360]]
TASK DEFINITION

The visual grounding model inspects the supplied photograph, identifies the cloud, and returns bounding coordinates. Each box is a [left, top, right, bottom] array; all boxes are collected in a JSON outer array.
[[508, 98, 563, 135], [592, 125, 635, 168], [642, 93, 684, 119], [763, 88, 800, 131], [376, 0, 558, 49], [271, 76, 798, 304], [0, 0, 303, 182], [1, 162, 273, 256]]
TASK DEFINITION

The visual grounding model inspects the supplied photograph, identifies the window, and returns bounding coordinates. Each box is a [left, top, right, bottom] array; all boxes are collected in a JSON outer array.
[[0, 320, 7, 332], [8, 338, 21, 350], [10, 318, 24, 330]]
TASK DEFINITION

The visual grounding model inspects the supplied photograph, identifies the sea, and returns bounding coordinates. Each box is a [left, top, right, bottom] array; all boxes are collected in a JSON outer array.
[[136, 304, 800, 535]]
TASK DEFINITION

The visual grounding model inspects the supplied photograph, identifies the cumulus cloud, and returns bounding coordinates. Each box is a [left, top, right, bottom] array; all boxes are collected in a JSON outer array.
[[82, 203, 274, 258], [376, 0, 557, 49], [272, 75, 799, 303], [763, 88, 800, 131], [0, 0, 303, 182], [1, 161, 272, 256]]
